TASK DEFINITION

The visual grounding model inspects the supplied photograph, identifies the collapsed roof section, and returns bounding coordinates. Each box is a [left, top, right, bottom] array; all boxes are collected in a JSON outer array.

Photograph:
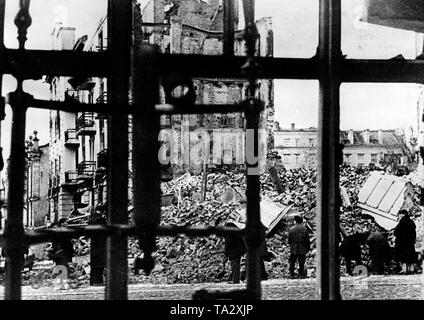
[[357, 171, 415, 230]]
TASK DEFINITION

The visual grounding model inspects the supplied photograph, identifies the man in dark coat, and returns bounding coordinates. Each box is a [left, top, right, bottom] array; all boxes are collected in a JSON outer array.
[[288, 215, 310, 278], [88, 204, 107, 285], [224, 222, 247, 284], [339, 232, 367, 276], [366, 231, 391, 275], [51, 218, 74, 270], [394, 209, 416, 274]]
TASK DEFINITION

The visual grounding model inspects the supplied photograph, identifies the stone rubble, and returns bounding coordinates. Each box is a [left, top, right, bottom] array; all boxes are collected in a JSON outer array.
[[21, 164, 423, 285]]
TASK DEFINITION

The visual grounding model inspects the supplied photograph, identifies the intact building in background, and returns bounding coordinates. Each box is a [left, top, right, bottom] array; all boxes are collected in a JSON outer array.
[[274, 122, 410, 169], [25, 132, 50, 228], [2, 132, 50, 228], [46, 22, 106, 222]]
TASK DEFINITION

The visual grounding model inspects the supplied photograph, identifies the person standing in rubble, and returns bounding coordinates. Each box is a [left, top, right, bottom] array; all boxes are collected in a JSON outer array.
[[51, 218, 74, 270], [339, 232, 367, 276], [394, 209, 417, 274], [366, 231, 391, 275], [288, 215, 310, 278], [224, 221, 247, 284], [88, 203, 107, 285]]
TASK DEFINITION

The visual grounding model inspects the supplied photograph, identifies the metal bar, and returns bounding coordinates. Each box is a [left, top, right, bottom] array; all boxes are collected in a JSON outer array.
[[342, 59, 424, 83], [242, 0, 262, 301], [316, 0, 341, 300], [0, 0, 5, 47], [30, 98, 263, 115], [7, 48, 424, 82], [4, 91, 31, 299], [132, 43, 161, 277], [158, 54, 319, 79], [0, 49, 110, 78], [17, 225, 246, 245], [223, 0, 235, 56], [105, 0, 132, 300]]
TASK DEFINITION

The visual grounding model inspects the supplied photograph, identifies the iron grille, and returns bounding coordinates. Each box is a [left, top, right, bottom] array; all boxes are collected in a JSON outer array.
[[0, 0, 416, 301]]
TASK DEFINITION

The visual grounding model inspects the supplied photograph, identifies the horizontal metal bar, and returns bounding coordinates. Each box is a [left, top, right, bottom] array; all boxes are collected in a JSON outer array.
[[29, 98, 262, 115], [8, 225, 245, 245], [2, 48, 318, 80], [158, 54, 319, 79], [0, 48, 110, 78], [155, 100, 264, 114], [4, 48, 424, 83], [30, 98, 129, 114], [342, 59, 424, 83]]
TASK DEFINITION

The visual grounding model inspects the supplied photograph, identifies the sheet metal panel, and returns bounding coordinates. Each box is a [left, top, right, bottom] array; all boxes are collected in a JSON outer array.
[[357, 172, 381, 203], [379, 181, 405, 212], [366, 177, 394, 208]]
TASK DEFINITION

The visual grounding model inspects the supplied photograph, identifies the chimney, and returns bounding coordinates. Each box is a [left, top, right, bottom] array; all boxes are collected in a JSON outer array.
[[378, 129, 384, 144], [32, 130, 39, 150], [291, 123, 295, 130], [348, 129, 354, 144], [363, 129, 370, 144]]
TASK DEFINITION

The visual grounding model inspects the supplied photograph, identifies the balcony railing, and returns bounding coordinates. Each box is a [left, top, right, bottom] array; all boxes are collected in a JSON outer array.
[[64, 129, 80, 147], [76, 112, 96, 136], [65, 89, 79, 103], [97, 149, 108, 169], [64, 171, 79, 184], [77, 161, 96, 179], [95, 91, 108, 119]]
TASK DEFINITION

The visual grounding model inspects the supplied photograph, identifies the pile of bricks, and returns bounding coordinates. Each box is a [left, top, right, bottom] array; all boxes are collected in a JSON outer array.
[[38, 164, 423, 284]]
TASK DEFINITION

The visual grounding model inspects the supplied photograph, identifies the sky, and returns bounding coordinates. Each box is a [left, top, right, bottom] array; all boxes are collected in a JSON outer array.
[[0, 0, 422, 159]]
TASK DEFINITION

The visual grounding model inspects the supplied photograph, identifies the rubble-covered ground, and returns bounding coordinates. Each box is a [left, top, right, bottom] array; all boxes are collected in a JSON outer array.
[[5, 164, 423, 286]]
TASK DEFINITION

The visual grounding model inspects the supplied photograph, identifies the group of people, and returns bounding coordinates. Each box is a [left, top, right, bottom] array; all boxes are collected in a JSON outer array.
[[224, 214, 311, 282], [224, 208, 419, 283], [340, 209, 417, 275]]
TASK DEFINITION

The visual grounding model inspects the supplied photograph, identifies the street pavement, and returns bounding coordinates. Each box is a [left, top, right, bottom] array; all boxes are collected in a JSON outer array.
[[0, 274, 423, 300]]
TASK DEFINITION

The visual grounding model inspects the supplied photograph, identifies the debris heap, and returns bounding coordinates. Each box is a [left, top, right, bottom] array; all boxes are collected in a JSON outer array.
[[46, 164, 423, 284]]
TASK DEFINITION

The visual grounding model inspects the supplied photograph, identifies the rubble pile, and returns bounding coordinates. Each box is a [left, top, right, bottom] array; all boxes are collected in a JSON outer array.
[[40, 164, 423, 284], [128, 164, 394, 283]]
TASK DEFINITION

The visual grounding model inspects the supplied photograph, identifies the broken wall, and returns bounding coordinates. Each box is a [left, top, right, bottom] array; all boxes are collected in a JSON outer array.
[[143, 0, 274, 175]]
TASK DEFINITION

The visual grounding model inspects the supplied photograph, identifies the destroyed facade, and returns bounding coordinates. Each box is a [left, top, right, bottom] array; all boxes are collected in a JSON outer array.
[[43, 0, 274, 223]]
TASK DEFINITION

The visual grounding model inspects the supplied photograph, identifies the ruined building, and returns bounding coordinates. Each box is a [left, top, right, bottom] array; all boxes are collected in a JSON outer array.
[[45, 0, 274, 220], [140, 0, 274, 174]]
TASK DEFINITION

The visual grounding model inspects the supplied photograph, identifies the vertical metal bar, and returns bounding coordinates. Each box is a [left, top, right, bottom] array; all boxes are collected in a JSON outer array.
[[223, 0, 235, 56], [316, 0, 342, 300], [132, 43, 161, 278], [242, 0, 261, 300], [3, 0, 32, 300], [0, 0, 5, 173], [105, 0, 132, 300], [4, 91, 30, 300], [0, 0, 5, 46]]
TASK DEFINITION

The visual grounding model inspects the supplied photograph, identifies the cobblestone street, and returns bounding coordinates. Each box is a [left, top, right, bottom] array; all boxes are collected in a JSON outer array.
[[1, 275, 422, 300]]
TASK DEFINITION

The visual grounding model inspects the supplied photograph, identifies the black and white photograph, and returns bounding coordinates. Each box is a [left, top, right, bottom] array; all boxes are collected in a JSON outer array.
[[0, 0, 423, 309]]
